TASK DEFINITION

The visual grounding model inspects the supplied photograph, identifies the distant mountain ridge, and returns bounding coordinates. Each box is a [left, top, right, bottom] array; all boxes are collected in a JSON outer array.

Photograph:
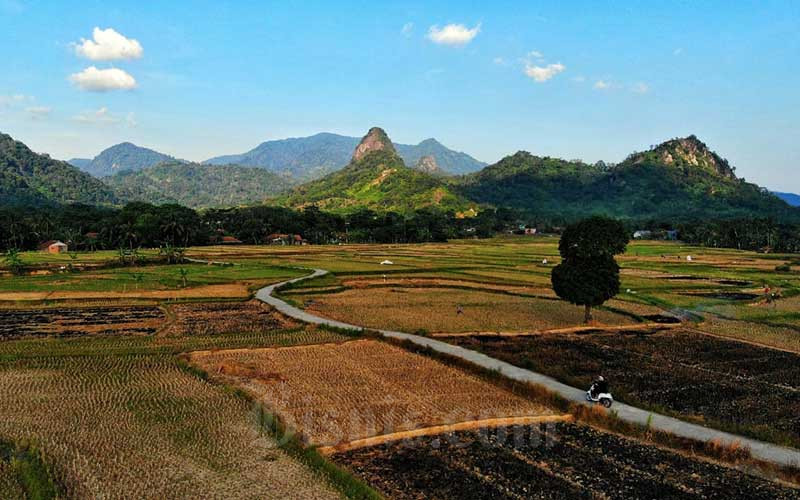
[[3, 130, 797, 224], [774, 192, 800, 207], [104, 162, 292, 209], [71, 142, 184, 178], [0, 132, 118, 206], [204, 132, 486, 180]]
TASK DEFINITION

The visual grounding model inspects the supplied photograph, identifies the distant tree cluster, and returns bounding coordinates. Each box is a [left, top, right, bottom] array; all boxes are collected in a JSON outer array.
[[0, 203, 519, 252]]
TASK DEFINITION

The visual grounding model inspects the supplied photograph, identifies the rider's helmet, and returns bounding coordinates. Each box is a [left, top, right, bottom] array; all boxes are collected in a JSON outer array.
[[597, 375, 605, 382]]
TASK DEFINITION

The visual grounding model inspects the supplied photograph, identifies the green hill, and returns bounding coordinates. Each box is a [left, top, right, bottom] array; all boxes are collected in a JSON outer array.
[[277, 128, 474, 214], [105, 162, 293, 208], [76, 142, 183, 178], [456, 135, 798, 222], [0, 132, 118, 206]]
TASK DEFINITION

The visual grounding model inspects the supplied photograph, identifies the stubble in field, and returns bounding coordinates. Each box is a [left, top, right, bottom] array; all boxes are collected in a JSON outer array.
[[0, 355, 339, 499], [305, 287, 635, 333], [189, 340, 558, 446]]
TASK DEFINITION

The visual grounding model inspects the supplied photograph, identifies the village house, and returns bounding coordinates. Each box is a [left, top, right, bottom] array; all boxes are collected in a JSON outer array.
[[39, 240, 68, 254], [266, 233, 307, 245]]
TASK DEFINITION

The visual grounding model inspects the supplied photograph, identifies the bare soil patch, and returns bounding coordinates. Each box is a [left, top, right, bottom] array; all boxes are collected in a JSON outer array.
[[0, 306, 164, 340]]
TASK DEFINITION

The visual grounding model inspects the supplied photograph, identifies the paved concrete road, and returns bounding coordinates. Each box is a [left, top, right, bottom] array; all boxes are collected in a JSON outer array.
[[257, 268, 800, 467]]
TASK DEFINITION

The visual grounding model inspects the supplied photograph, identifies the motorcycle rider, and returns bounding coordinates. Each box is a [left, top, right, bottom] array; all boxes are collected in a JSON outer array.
[[591, 375, 609, 398]]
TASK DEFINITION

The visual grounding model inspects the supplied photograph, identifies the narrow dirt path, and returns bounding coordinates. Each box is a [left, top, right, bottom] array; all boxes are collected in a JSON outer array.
[[256, 269, 800, 468], [317, 415, 573, 455]]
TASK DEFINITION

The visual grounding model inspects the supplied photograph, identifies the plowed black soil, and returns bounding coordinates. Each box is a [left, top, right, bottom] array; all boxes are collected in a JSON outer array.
[[444, 329, 800, 444], [335, 422, 797, 499]]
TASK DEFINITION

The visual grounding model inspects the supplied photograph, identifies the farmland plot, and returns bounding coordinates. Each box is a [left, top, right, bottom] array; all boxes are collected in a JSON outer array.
[[333, 422, 799, 499], [303, 287, 636, 334], [0, 354, 339, 499], [443, 328, 800, 446], [189, 340, 559, 446], [161, 300, 297, 337], [0, 305, 164, 340]]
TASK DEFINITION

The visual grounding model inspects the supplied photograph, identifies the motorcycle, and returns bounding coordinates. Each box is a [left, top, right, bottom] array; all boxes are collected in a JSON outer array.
[[586, 383, 614, 408]]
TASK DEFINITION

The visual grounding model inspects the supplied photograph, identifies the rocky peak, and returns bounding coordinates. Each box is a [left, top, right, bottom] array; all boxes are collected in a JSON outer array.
[[352, 127, 396, 162], [633, 135, 737, 180], [414, 155, 441, 174]]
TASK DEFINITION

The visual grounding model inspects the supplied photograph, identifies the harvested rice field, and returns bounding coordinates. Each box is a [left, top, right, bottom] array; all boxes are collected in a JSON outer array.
[[161, 299, 297, 336], [0, 353, 340, 499], [333, 422, 800, 499], [189, 339, 561, 446], [302, 287, 637, 334]]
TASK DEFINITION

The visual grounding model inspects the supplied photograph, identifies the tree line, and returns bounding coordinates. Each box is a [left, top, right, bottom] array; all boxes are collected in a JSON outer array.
[[0, 203, 518, 251], [1, 202, 797, 253]]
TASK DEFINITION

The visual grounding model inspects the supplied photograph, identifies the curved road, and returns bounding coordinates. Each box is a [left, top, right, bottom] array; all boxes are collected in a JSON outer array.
[[256, 268, 800, 467]]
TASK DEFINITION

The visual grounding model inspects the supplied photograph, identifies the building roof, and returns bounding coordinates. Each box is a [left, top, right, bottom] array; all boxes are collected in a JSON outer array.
[[38, 240, 67, 250]]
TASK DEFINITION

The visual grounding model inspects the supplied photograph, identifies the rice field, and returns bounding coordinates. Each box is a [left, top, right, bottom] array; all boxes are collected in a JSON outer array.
[[302, 287, 637, 334], [0, 236, 798, 496], [189, 340, 559, 447]]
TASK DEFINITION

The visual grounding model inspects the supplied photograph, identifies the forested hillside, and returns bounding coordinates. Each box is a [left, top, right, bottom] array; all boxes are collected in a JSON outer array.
[[105, 162, 293, 208], [455, 136, 798, 222], [0, 132, 118, 206]]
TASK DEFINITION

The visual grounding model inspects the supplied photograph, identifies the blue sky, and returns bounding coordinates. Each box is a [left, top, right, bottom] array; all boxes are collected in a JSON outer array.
[[1, 0, 798, 191]]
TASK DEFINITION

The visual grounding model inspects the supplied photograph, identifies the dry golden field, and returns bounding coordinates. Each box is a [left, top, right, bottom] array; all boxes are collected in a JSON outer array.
[[189, 339, 559, 446], [304, 287, 637, 334], [0, 353, 340, 499]]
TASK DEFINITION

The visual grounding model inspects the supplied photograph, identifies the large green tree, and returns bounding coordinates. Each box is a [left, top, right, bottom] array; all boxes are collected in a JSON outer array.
[[551, 216, 629, 323]]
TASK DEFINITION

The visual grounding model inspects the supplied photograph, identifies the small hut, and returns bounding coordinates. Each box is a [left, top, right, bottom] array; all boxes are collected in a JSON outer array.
[[39, 240, 68, 254]]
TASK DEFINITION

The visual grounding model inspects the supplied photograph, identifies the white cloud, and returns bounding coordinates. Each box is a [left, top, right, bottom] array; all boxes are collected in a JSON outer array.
[[632, 82, 649, 94], [69, 66, 137, 92], [593, 80, 611, 90], [571, 75, 586, 83], [528, 50, 544, 59], [427, 23, 480, 46], [401, 22, 414, 37], [493, 56, 507, 66], [26, 106, 52, 119], [524, 62, 565, 82], [0, 94, 32, 107], [73, 107, 119, 124], [126, 112, 138, 127], [73, 27, 143, 61], [73, 107, 136, 127]]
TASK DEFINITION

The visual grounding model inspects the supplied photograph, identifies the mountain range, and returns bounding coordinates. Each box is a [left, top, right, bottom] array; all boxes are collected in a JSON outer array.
[[4, 128, 798, 223], [69, 134, 485, 183], [203, 133, 486, 179]]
